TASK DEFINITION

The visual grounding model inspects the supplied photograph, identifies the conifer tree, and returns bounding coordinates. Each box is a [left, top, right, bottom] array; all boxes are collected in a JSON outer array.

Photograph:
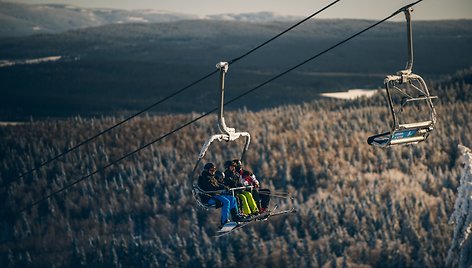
[[447, 145, 472, 268]]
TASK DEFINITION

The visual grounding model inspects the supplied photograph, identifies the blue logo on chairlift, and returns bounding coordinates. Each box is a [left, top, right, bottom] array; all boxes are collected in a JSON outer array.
[[392, 129, 417, 140]]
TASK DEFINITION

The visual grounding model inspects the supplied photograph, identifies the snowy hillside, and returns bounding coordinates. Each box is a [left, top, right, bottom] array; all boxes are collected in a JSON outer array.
[[0, 1, 298, 37], [0, 1, 196, 37]]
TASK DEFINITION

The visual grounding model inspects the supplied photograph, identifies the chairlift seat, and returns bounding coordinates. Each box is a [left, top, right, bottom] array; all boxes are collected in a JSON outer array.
[[368, 121, 432, 147], [390, 134, 425, 145]]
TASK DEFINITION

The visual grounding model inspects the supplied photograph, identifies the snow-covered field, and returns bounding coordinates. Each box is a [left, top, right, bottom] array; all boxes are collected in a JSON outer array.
[[0, 56, 62, 68], [0, 122, 26, 126], [321, 89, 379, 100]]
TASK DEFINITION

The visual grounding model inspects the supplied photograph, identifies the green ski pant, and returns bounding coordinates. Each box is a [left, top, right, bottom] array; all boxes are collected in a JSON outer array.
[[238, 191, 259, 215]]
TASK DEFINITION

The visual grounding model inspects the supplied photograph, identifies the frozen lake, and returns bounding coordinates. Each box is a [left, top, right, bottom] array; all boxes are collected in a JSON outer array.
[[321, 89, 379, 100]]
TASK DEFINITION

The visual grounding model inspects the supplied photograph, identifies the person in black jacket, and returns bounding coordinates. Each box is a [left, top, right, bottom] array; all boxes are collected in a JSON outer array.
[[197, 162, 246, 227], [223, 160, 240, 188]]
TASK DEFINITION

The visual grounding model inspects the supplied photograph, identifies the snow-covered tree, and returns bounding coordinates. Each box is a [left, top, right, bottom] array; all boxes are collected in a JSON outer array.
[[447, 145, 472, 268]]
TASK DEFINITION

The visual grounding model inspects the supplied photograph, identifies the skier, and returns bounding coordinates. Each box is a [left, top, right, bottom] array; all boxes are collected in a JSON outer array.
[[197, 162, 246, 228]]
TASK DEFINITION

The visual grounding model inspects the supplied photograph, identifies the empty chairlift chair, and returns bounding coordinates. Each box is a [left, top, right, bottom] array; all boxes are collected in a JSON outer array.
[[368, 7, 438, 148]]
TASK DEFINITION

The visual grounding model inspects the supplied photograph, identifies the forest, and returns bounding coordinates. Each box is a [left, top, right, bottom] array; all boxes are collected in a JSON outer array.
[[0, 67, 471, 267]]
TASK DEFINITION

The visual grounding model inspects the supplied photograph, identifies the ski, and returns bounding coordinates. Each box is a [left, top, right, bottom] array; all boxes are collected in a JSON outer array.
[[216, 221, 238, 233], [214, 207, 296, 237]]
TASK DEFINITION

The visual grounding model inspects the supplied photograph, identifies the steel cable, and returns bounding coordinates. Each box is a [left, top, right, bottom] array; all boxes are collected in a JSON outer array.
[[14, 0, 424, 216], [3, 0, 343, 190]]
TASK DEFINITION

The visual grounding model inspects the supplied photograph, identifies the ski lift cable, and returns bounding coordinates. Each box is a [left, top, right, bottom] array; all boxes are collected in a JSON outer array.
[[1, 70, 217, 188], [13, 0, 424, 216], [221, 0, 425, 108], [3, 0, 343, 190], [228, 0, 341, 65]]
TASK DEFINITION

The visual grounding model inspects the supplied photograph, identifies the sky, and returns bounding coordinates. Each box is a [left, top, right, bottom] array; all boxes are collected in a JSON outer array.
[[10, 0, 472, 21]]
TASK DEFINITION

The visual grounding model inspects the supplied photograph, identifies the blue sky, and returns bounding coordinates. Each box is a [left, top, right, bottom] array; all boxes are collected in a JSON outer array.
[[10, 0, 472, 20]]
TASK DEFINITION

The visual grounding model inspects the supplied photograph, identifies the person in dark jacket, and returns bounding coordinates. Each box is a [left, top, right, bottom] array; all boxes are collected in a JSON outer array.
[[223, 160, 240, 188], [197, 162, 246, 227]]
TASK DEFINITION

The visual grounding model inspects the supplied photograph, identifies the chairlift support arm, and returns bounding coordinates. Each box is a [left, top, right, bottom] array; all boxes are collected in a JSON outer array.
[[191, 62, 251, 177], [384, 8, 415, 129], [216, 62, 235, 137], [403, 7, 414, 75], [215, 61, 251, 158]]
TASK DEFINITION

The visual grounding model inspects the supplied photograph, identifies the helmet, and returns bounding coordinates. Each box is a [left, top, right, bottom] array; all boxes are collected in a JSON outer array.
[[203, 162, 215, 171], [215, 170, 225, 180], [224, 160, 234, 169], [232, 159, 242, 167]]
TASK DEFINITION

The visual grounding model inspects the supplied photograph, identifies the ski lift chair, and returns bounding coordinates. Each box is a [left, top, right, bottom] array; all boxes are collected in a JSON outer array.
[[191, 62, 251, 210], [368, 7, 438, 148]]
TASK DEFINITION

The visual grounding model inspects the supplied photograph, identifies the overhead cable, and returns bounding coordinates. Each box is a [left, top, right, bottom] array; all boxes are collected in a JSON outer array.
[[14, 0, 424, 216], [3, 0, 342, 190]]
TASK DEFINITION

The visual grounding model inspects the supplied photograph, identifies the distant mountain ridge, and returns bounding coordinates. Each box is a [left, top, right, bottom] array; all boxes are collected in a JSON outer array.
[[0, 1, 301, 37], [0, 16, 471, 119]]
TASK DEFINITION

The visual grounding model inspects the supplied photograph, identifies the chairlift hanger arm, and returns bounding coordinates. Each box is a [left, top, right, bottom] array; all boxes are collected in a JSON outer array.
[[403, 7, 414, 74], [216, 62, 235, 138], [191, 62, 251, 180], [215, 61, 251, 161]]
